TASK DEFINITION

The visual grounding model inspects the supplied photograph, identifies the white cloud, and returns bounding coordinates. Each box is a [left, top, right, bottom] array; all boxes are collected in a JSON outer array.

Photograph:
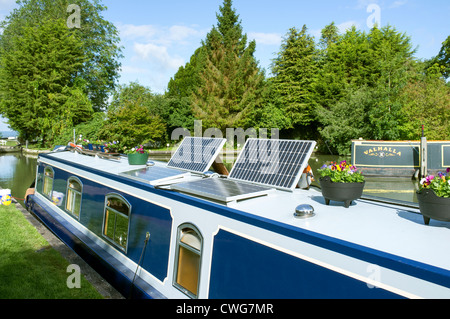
[[355, 0, 380, 10], [337, 21, 360, 33], [389, 0, 408, 9], [133, 42, 184, 71], [248, 32, 282, 46], [118, 23, 205, 46], [118, 24, 159, 42]]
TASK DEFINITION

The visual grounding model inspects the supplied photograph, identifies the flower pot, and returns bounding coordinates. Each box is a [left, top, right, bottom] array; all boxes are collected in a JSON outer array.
[[127, 152, 149, 165], [319, 176, 365, 208], [416, 189, 450, 225]]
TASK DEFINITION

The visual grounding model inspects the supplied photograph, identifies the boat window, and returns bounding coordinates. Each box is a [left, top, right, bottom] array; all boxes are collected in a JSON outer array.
[[42, 166, 54, 198], [173, 224, 202, 299], [102, 194, 131, 251], [65, 177, 83, 219]]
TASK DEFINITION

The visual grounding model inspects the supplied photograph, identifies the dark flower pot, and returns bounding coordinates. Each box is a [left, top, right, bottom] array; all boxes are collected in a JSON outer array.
[[319, 176, 365, 208], [416, 189, 450, 225], [128, 152, 149, 165]]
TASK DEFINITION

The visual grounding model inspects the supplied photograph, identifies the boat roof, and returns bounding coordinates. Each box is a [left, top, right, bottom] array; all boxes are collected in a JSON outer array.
[[39, 150, 450, 273]]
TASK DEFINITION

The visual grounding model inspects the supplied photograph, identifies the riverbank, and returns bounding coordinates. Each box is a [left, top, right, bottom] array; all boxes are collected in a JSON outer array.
[[0, 193, 123, 299], [0, 145, 51, 155]]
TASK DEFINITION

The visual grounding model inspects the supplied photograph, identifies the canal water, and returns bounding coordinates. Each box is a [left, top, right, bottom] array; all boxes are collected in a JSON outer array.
[[0, 151, 419, 206]]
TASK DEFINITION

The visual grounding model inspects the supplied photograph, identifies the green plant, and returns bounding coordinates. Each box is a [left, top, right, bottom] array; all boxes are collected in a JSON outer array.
[[318, 160, 365, 183], [125, 145, 147, 155], [419, 168, 450, 198]]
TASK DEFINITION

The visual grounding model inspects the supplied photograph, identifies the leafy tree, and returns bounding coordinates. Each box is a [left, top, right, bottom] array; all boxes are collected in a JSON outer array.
[[316, 86, 373, 155], [167, 48, 205, 99], [100, 83, 166, 147], [398, 71, 450, 140], [190, 0, 266, 132], [428, 35, 450, 79], [0, 18, 92, 145], [270, 25, 318, 138], [0, 0, 122, 112], [313, 25, 418, 154]]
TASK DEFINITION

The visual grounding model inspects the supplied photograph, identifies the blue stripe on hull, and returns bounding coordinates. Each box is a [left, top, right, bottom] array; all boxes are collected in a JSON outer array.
[[209, 229, 404, 299]]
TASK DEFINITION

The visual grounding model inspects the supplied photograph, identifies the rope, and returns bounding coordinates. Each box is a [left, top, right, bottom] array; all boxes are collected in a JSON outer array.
[[129, 232, 150, 299]]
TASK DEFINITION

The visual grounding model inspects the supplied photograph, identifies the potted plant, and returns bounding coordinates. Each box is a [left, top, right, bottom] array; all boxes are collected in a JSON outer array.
[[80, 139, 91, 149], [417, 168, 450, 225], [318, 161, 365, 208], [126, 145, 149, 165], [104, 141, 120, 153]]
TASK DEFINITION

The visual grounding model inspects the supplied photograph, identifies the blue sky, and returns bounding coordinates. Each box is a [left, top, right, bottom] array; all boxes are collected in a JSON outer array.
[[0, 0, 449, 131]]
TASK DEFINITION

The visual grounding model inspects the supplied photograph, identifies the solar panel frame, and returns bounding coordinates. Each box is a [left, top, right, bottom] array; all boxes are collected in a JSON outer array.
[[120, 165, 189, 186], [229, 139, 316, 191], [171, 177, 274, 204], [167, 137, 226, 173]]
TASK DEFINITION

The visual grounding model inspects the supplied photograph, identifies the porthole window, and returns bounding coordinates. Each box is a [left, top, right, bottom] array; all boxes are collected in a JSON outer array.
[[173, 224, 203, 298], [102, 194, 131, 251], [42, 166, 54, 198], [65, 177, 83, 219]]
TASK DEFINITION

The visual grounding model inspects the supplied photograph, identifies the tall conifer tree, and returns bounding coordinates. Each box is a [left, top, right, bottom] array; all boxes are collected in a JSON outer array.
[[191, 0, 265, 132], [270, 25, 318, 137]]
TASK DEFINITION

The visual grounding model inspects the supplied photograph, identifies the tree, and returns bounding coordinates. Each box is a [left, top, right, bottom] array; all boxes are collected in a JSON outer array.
[[270, 25, 318, 138], [428, 35, 450, 79], [190, 0, 266, 132], [100, 83, 166, 147], [398, 71, 450, 140], [313, 25, 418, 154], [0, 0, 122, 112], [0, 18, 93, 145]]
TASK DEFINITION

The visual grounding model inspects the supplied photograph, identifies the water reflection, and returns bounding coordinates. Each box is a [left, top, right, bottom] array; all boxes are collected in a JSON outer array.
[[0, 153, 37, 204]]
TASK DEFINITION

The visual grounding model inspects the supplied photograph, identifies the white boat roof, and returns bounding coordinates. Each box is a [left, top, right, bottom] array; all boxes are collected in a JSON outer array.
[[42, 150, 450, 273]]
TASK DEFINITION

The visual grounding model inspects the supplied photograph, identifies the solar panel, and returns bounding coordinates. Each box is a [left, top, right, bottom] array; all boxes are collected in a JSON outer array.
[[229, 139, 316, 191], [120, 165, 189, 186], [171, 178, 274, 204], [167, 137, 226, 173]]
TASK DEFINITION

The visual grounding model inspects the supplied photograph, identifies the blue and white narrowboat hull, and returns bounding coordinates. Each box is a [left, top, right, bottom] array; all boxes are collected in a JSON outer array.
[[26, 145, 450, 299]]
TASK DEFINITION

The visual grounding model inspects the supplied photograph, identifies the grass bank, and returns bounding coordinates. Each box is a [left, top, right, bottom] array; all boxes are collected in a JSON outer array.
[[0, 203, 103, 299]]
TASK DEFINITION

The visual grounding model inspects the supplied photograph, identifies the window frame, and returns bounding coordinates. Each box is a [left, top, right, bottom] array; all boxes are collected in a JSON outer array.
[[42, 166, 54, 199], [173, 223, 203, 299], [65, 176, 83, 220], [101, 193, 132, 252]]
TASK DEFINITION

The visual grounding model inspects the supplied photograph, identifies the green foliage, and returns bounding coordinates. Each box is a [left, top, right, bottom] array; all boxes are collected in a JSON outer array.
[[311, 25, 419, 154], [270, 26, 318, 129], [0, 18, 92, 145], [53, 112, 106, 146], [0, 0, 121, 146], [428, 35, 450, 79], [100, 82, 167, 147], [398, 71, 450, 140], [1, 0, 123, 111], [193, 0, 265, 132]]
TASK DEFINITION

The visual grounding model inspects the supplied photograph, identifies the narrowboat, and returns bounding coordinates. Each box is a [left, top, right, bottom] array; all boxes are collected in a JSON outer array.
[[25, 137, 450, 299], [352, 139, 450, 178]]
